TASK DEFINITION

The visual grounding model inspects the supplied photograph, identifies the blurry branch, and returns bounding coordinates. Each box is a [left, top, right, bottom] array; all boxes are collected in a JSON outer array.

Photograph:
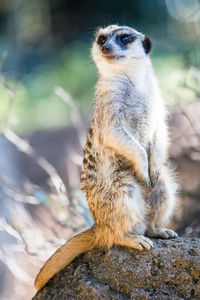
[[68, 149, 83, 167], [0, 72, 88, 260], [181, 67, 200, 143], [0, 171, 85, 231], [182, 110, 200, 141], [0, 217, 22, 241], [182, 83, 200, 98], [0, 58, 90, 286], [16, 229, 38, 257], [170, 65, 200, 146], [0, 50, 18, 131], [171, 132, 198, 144], [1, 252, 33, 285], [0, 174, 39, 205], [0, 75, 16, 131], [54, 86, 86, 148], [0, 69, 69, 207], [3, 128, 69, 206], [0, 60, 90, 271]]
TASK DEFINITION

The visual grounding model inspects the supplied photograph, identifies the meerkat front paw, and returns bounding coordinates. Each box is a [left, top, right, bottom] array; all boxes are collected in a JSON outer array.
[[140, 169, 152, 191], [146, 228, 178, 239], [150, 169, 160, 188]]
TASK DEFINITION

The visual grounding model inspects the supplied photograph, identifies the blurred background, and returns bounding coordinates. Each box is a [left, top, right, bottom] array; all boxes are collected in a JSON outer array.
[[0, 0, 200, 299]]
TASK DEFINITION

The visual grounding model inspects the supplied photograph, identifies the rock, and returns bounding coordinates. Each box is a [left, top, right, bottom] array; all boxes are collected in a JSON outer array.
[[33, 238, 200, 300]]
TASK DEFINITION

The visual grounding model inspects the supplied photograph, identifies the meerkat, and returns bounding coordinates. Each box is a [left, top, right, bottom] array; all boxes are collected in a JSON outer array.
[[35, 25, 178, 290]]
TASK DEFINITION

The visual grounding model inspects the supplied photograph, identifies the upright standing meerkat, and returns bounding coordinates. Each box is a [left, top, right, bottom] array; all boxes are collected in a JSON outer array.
[[35, 25, 178, 290]]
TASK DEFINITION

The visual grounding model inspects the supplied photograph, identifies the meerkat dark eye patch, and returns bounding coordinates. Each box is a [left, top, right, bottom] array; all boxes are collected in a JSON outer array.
[[97, 35, 107, 46], [116, 34, 136, 47]]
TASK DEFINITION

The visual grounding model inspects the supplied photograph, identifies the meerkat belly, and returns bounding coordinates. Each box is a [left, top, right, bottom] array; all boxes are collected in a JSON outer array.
[[122, 110, 154, 149], [119, 84, 155, 145], [81, 146, 145, 229]]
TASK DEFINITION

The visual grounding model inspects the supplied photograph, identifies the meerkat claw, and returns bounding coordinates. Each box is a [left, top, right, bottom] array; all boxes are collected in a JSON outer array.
[[146, 228, 178, 239]]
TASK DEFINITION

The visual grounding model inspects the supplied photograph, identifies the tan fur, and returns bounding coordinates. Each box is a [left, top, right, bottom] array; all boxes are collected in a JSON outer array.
[[35, 25, 178, 290], [35, 227, 96, 290]]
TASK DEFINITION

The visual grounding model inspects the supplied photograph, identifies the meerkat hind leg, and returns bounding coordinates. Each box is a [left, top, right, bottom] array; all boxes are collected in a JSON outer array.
[[146, 169, 178, 240], [118, 235, 153, 251], [146, 227, 178, 239]]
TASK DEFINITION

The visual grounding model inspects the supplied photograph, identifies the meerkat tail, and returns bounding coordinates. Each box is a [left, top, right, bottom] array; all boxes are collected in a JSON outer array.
[[35, 226, 96, 290]]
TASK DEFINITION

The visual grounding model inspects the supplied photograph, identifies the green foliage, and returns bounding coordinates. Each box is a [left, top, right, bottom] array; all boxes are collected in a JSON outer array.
[[0, 43, 97, 134], [0, 42, 199, 134]]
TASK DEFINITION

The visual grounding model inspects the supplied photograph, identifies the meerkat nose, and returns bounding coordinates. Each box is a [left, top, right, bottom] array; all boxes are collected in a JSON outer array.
[[102, 44, 112, 53]]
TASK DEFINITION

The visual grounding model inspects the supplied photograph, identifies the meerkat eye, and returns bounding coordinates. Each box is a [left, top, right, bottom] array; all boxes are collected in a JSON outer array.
[[117, 34, 136, 46], [120, 34, 129, 43], [97, 35, 107, 46]]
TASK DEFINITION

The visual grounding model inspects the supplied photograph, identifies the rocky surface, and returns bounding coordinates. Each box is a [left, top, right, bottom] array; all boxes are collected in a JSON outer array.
[[33, 238, 200, 300]]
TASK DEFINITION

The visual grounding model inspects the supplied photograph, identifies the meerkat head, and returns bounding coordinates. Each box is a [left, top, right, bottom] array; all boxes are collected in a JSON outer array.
[[92, 25, 152, 76]]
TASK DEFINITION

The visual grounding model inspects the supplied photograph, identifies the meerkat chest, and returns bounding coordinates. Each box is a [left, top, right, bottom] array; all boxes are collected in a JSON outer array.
[[117, 83, 153, 132]]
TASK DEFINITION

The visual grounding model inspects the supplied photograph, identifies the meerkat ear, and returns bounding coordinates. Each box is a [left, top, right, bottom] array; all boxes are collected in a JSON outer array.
[[142, 35, 152, 54]]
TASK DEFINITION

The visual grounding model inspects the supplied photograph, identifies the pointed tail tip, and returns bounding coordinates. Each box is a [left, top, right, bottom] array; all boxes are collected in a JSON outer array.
[[34, 276, 44, 291], [34, 226, 96, 291]]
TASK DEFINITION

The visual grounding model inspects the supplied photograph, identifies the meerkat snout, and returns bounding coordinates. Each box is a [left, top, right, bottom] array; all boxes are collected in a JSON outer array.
[[102, 44, 112, 54]]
